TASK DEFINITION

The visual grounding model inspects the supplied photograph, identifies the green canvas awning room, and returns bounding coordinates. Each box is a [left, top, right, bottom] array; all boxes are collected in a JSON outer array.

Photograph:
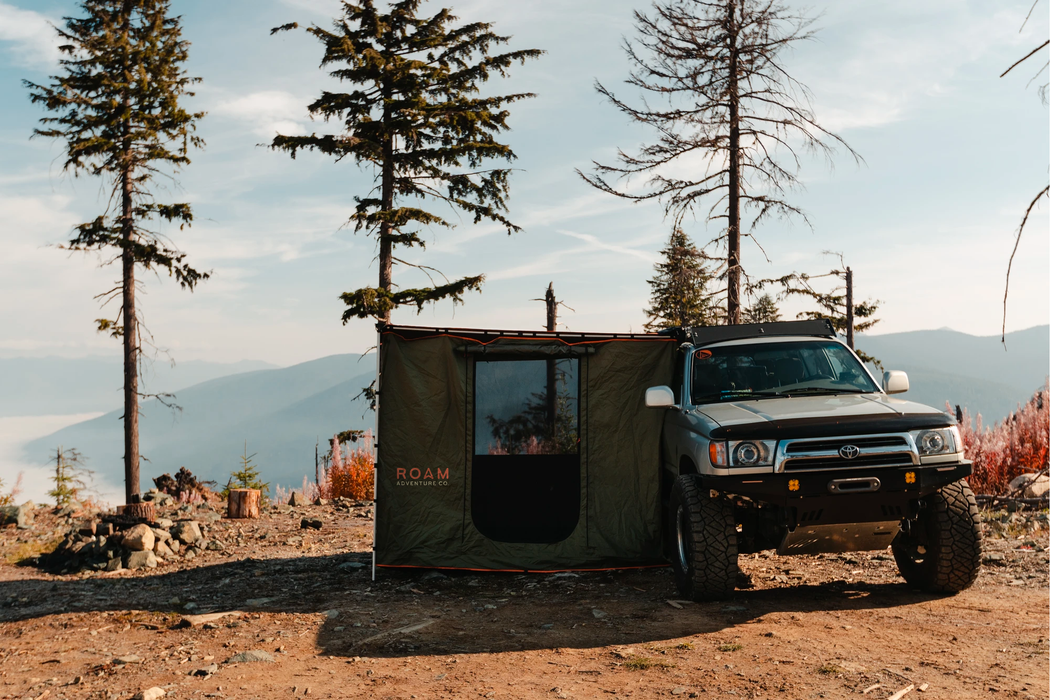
[[374, 324, 676, 572]]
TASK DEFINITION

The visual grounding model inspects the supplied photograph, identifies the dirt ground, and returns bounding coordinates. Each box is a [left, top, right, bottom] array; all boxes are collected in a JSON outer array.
[[1, 503, 1047, 700]]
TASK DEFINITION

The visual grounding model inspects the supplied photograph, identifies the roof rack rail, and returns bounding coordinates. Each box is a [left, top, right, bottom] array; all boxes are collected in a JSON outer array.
[[684, 319, 836, 346]]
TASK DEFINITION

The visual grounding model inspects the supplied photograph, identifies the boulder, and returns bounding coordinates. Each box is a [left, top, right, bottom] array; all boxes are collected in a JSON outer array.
[[171, 520, 202, 544], [0, 501, 35, 529], [151, 527, 172, 543], [1010, 472, 1050, 499], [155, 539, 175, 559], [300, 518, 323, 530], [133, 688, 166, 700], [125, 550, 158, 570], [288, 491, 305, 507], [122, 523, 155, 552]]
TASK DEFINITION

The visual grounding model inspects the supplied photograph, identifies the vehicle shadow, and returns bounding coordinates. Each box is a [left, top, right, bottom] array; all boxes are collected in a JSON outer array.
[[0, 551, 947, 659]]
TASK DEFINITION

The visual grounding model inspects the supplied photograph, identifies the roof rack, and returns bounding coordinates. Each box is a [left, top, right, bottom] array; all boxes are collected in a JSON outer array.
[[660, 319, 837, 347]]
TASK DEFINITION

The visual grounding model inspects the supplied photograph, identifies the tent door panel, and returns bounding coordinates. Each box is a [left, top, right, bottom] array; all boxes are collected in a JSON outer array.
[[471, 357, 581, 544]]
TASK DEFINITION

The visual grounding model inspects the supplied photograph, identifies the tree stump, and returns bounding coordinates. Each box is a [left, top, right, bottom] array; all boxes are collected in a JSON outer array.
[[227, 489, 261, 519], [117, 502, 155, 523]]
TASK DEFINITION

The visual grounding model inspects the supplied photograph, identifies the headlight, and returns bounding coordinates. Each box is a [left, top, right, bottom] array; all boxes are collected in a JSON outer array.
[[911, 428, 959, 456], [709, 439, 777, 467]]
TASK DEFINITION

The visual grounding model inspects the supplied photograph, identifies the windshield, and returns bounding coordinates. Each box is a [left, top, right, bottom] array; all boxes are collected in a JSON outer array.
[[690, 340, 879, 404]]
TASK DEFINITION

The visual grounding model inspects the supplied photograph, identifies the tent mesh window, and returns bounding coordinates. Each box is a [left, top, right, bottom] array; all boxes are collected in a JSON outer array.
[[472, 357, 580, 543]]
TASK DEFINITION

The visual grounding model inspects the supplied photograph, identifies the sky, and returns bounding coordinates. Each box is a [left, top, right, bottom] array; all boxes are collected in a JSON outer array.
[[0, 0, 1047, 368]]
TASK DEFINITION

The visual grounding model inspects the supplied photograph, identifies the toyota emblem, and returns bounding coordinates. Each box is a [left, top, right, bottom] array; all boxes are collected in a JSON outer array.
[[839, 444, 860, 460]]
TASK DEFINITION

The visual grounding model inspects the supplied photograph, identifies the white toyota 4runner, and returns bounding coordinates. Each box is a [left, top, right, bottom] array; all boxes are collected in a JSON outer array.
[[646, 320, 982, 600]]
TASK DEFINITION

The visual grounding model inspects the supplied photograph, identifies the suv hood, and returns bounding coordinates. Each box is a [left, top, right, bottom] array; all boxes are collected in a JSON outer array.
[[696, 393, 954, 440]]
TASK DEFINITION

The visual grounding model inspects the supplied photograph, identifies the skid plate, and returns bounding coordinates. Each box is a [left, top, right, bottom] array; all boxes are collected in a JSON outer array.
[[778, 520, 900, 555]]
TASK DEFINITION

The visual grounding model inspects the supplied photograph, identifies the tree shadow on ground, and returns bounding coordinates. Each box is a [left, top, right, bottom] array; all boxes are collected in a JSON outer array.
[[1, 551, 946, 659]]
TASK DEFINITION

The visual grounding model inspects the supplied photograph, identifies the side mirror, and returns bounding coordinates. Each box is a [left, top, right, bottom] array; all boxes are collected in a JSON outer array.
[[883, 370, 909, 394], [645, 385, 677, 408]]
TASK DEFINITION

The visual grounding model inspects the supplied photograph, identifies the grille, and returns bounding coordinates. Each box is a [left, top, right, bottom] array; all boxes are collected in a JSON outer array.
[[783, 453, 913, 471], [784, 436, 908, 454]]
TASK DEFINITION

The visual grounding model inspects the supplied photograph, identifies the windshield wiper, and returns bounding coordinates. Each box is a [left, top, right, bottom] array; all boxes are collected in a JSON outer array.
[[694, 389, 787, 402]]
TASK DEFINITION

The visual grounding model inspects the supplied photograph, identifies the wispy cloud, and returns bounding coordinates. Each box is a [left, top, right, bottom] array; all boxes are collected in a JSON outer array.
[[558, 229, 658, 263], [210, 90, 311, 138], [0, 2, 60, 68]]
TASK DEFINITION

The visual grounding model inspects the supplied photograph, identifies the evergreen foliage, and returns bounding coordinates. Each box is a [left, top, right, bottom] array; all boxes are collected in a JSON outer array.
[[47, 447, 92, 507], [580, 0, 858, 324], [24, 0, 207, 503], [222, 442, 270, 503], [743, 293, 781, 324], [270, 0, 543, 322], [644, 228, 718, 331]]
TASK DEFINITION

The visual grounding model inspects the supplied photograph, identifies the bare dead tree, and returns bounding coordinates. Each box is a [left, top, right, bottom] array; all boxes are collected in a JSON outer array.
[[579, 0, 859, 324], [1000, 0, 1049, 343]]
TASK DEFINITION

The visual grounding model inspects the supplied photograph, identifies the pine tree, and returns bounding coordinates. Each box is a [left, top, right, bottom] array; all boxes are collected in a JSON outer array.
[[644, 228, 717, 331], [271, 1, 543, 323], [24, 1, 207, 504], [743, 293, 781, 324], [581, 0, 858, 324], [222, 442, 270, 503], [47, 447, 91, 508]]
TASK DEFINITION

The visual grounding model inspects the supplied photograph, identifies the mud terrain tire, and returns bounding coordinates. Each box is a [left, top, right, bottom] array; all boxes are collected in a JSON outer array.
[[892, 480, 982, 593], [669, 475, 738, 600]]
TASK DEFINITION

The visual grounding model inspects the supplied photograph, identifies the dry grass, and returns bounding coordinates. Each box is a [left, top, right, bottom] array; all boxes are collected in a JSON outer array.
[[623, 656, 674, 671], [5, 538, 62, 565], [718, 643, 743, 652]]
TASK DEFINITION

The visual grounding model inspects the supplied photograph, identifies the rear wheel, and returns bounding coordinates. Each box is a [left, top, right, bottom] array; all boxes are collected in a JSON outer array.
[[892, 480, 982, 593], [669, 474, 738, 600]]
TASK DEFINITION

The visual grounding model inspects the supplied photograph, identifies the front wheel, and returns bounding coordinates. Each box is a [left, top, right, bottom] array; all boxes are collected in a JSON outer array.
[[669, 474, 738, 601], [892, 480, 982, 593]]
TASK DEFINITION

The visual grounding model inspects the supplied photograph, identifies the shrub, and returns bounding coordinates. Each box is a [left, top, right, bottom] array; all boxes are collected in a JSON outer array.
[[955, 381, 1049, 495], [154, 466, 216, 502], [0, 472, 23, 508], [323, 431, 375, 501]]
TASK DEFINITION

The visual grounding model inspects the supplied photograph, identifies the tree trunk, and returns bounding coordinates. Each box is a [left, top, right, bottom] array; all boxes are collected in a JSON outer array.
[[726, 0, 741, 325], [845, 266, 854, 349], [544, 283, 557, 432], [118, 502, 155, 523], [228, 489, 261, 519], [378, 96, 395, 324], [120, 1, 140, 505]]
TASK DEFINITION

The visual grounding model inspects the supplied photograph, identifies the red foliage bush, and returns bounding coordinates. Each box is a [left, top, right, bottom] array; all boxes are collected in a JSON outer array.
[[956, 381, 1049, 495], [321, 431, 375, 501]]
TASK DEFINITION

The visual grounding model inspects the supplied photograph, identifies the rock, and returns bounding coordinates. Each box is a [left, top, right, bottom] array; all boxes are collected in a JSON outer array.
[[125, 550, 158, 570], [288, 491, 305, 507], [300, 518, 323, 530], [1010, 472, 1050, 499], [206, 540, 224, 551], [181, 611, 242, 627], [155, 540, 175, 559], [0, 501, 35, 529], [105, 558, 122, 572], [591, 609, 607, 619], [182, 548, 197, 560], [192, 663, 219, 677], [171, 520, 202, 544], [314, 497, 329, 506], [983, 552, 1006, 565], [122, 523, 155, 551], [168, 539, 180, 553], [151, 527, 172, 542], [671, 687, 688, 696], [133, 688, 165, 700], [155, 517, 174, 529], [113, 654, 143, 664], [225, 649, 275, 664], [197, 511, 221, 523]]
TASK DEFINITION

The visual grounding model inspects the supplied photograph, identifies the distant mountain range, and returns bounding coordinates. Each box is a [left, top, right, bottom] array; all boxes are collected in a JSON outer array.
[[14, 325, 1047, 496], [856, 325, 1048, 422], [0, 355, 276, 417], [22, 355, 375, 494]]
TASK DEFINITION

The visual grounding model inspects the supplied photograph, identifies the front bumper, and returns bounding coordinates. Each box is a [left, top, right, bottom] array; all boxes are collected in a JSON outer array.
[[698, 461, 972, 527]]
